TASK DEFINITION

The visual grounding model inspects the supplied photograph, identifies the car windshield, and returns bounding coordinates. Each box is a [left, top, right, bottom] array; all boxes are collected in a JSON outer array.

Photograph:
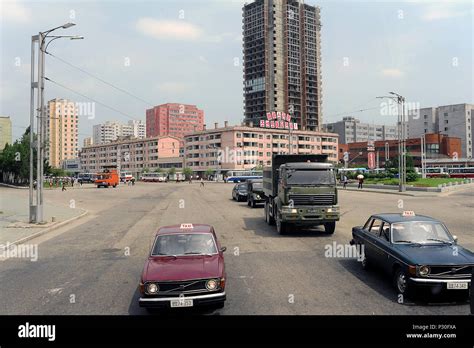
[[391, 221, 453, 244], [152, 233, 217, 256], [252, 183, 263, 190], [286, 169, 335, 185], [237, 184, 247, 190]]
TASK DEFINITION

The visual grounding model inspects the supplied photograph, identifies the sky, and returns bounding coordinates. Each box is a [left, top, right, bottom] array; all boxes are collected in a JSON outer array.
[[0, 0, 473, 145]]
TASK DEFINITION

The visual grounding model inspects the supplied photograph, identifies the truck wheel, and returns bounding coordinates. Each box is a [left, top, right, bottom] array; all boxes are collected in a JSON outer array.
[[265, 202, 275, 225], [276, 213, 288, 235], [324, 222, 336, 234], [113, 184, 117, 188]]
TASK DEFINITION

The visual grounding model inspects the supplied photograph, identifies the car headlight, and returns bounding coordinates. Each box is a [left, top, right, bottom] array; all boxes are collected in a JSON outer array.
[[206, 279, 218, 291], [327, 207, 339, 213], [147, 283, 159, 294], [255, 195, 261, 200], [419, 266, 430, 276], [282, 208, 298, 214]]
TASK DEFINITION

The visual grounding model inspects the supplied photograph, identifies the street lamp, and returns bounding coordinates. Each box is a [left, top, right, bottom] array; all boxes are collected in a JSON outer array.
[[29, 23, 83, 223], [377, 92, 407, 192]]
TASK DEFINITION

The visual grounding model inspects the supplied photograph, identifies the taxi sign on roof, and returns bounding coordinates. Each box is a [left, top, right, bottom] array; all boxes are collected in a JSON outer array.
[[180, 223, 194, 229], [402, 211, 415, 217]]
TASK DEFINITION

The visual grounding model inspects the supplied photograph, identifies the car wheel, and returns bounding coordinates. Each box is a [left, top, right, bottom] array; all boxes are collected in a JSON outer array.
[[324, 222, 336, 234], [252, 200, 257, 208], [394, 268, 412, 297], [247, 199, 251, 206], [276, 213, 287, 235]]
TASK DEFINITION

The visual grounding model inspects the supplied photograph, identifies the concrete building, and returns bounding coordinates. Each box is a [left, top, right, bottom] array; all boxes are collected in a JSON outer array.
[[0, 116, 12, 151], [243, 0, 323, 131], [183, 122, 338, 174], [80, 136, 183, 178], [83, 137, 93, 148], [146, 103, 204, 141], [93, 120, 145, 145], [61, 158, 81, 175], [324, 117, 398, 144], [407, 103, 473, 159], [46, 99, 79, 168], [341, 133, 462, 167]]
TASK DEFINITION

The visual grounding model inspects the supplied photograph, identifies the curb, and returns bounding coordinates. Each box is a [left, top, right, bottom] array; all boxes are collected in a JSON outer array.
[[0, 183, 28, 189], [7, 209, 88, 246], [339, 187, 419, 197]]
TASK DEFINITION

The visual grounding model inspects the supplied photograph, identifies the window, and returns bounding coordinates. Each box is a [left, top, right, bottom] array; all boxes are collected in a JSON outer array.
[[368, 218, 383, 236]]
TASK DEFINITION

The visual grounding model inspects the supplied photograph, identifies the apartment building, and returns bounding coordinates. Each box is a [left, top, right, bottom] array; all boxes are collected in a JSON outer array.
[[0, 116, 12, 151], [46, 98, 79, 168], [183, 122, 338, 174], [243, 0, 323, 131], [146, 103, 204, 140], [407, 103, 473, 159], [324, 117, 398, 144], [80, 136, 183, 178], [93, 120, 146, 145]]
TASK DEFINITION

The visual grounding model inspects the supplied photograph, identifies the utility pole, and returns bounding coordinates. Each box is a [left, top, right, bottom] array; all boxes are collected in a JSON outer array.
[[377, 92, 406, 192], [28, 23, 82, 223]]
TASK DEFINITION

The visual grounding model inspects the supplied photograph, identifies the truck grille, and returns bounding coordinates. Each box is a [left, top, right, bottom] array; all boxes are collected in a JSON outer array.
[[425, 265, 472, 279], [289, 194, 335, 206]]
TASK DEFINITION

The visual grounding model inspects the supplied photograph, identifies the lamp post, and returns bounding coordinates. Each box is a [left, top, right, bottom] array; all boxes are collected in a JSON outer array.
[[29, 23, 83, 223], [377, 92, 407, 192]]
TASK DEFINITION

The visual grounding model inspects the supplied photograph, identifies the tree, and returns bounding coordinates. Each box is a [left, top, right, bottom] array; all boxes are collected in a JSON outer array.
[[142, 167, 150, 174], [205, 168, 214, 179], [168, 167, 176, 176], [153, 167, 162, 173], [182, 167, 192, 179]]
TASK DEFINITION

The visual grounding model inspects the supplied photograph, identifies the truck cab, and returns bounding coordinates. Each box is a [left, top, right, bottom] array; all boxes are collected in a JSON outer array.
[[95, 168, 119, 188], [263, 155, 340, 235]]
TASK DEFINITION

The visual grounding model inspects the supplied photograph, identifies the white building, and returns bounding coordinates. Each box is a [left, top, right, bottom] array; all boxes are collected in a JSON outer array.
[[93, 120, 146, 145], [407, 103, 473, 159], [324, 117, 397, 144]]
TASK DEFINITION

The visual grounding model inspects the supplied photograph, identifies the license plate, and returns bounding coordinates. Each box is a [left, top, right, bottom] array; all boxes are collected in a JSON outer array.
[[170, 299, 193, 308], [307, 209, 318, 213], [447, 282, 468, 290]]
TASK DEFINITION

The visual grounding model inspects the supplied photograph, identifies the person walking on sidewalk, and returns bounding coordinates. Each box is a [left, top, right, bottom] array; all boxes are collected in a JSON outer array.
[[357, 174, 364, 189], [62, 182, 67, 191], [343, 175, 348, 189], [200, 177, 204, 188]]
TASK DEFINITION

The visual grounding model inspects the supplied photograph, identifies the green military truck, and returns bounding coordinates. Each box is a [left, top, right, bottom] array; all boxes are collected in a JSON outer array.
[[263, 154, 340, 235]]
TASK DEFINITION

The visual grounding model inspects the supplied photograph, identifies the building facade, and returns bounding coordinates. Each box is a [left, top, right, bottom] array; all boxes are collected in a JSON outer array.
[[146, 103, 204, 140], [407, 103, 473, 159], [324, 117, 398, 144], [183, 122, 338, 174], [83, 137, 93, 148], [80, 136, 183, 178], [46, 99, 79, 168], [0, 116, 12, 151], [243, 0, 323, 131], [340, 133, 462, 167], [93, 120, 145, 145]]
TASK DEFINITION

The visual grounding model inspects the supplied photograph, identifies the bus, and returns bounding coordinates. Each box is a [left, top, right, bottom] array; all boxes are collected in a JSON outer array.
[[447, 167, 474, 179], [425, 167, 448, 178], [141, 172, 168, 182], [224, 170, 263, 183], [78, 173, 97, 183]]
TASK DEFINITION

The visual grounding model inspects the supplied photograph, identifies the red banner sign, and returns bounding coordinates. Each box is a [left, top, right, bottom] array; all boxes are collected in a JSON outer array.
[[368, 151, 376, 169], [260, 112, 298, 130]]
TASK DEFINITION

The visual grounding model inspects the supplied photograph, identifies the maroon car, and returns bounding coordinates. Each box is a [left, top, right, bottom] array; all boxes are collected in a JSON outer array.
[[139, 223, 227, 310]]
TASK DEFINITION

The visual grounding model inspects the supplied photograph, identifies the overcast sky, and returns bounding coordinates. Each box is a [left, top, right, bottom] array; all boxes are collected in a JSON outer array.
[[1, 0, 472, 144]]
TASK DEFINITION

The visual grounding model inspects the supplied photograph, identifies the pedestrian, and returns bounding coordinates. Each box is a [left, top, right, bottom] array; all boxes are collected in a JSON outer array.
[[189, 176, 192, 184], [357, 174, 364, 189], [71, 178, 74, 188], [343, 175, 348, 189], [200, 177, 204, 188], [62, 182, 66, 191], [131, 177, 135, 186]]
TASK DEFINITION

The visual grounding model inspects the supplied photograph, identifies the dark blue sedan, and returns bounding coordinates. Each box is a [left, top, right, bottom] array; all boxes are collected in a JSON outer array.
[[350, 211, 474, 298]]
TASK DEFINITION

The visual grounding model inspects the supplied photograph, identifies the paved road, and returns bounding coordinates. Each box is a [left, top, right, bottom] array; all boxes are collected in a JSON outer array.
[[0, 183, 472, 315]]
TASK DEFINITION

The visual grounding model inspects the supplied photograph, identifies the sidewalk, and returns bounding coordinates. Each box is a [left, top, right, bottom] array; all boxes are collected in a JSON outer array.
[[0, 187, 87, 245], [337, 185, 438, 197]]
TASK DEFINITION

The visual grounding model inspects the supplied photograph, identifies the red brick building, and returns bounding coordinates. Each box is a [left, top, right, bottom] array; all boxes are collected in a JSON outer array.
[[146, 103, 204, 141], [339, 133, 462, 167]]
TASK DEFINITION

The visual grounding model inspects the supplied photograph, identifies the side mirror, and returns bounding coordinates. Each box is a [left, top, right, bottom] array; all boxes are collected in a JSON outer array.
[[452, 235, 458, 244], [220, 246, 227, 253]]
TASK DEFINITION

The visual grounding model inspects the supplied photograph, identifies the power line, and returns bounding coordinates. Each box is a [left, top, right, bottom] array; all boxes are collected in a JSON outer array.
[[46, 51, 155, 107], [45, 76, 139, 121]]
